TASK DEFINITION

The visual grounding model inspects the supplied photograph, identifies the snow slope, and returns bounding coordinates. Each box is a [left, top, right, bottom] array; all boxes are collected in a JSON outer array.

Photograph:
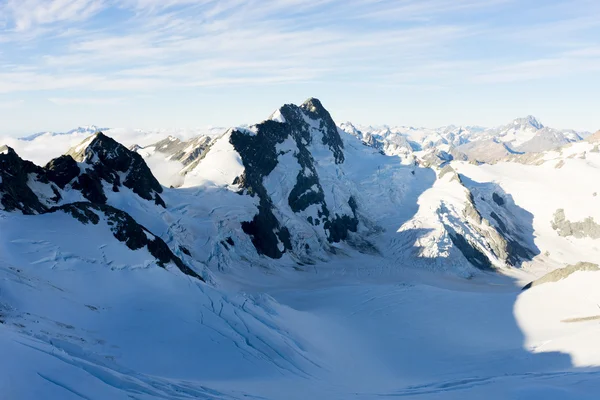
[[453, 140, 600, 271], [3, 225, 600, 399], [1, 98, 600, 399]]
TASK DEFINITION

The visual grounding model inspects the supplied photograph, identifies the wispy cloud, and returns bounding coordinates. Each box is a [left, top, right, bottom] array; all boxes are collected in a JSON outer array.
[[48, 96, 127, 106], [3, 0, 106, 31], [0, 0, 599, 131], [473, 49, 600, 83], [0, 1, 500, 80]]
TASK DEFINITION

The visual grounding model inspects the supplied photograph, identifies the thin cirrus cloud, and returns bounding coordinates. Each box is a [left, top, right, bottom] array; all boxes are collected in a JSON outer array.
[[0, 0, 599, 133], [48, 97, 126, 106], [3, 0, 106, 31]]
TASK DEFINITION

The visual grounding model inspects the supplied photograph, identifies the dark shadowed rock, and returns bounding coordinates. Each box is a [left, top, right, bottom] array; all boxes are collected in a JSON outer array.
[[141, 135, 214, 167], [230, 98, 360, 259], [45, 155, 80, 188], [67, 133, 166, 207], [230, 121, 293, 258], [0, 146, 54, 214], [492, 193, 505, 206], [448, 229, 494, 271]]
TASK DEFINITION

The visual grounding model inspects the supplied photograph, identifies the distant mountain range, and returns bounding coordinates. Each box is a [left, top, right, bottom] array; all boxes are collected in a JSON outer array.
[[20, 125, 107, 141], [22, 115, 588, 172], [339, 116, 591, 164]]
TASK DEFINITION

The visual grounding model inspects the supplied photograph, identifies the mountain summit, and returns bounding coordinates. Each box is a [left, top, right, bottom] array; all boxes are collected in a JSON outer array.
[[511, 115, 544, 130], [66, 132, 166, 206]]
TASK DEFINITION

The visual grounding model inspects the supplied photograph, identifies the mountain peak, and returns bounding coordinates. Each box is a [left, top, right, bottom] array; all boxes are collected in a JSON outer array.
[[0, 145, 52, 215], [0, 144, 15, 156], [67, 131, 118, 162], [512, 115, 543, 130], [301, 97, 325, 114], [339, 121, 361, 137], [66, 133, 166, 206], [67, 125, 104, 134]]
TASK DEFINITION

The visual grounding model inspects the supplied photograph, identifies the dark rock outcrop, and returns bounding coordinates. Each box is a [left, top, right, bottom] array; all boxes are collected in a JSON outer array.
[[1, 137, 202, 282], [144, 136, 213, 167], [448, 229, 494, 271], [522, 262, 599, 290], [0, 147, 56, 214], [230, 98, 359, 259], [68, 133, 165, 207], [45, 155, 80, 188], [551, 209, 600, 239], [230, 121, 293, 258]]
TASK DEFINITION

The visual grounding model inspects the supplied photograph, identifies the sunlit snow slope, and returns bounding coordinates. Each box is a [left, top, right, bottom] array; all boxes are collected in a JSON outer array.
[[1, 99, 600, 399]]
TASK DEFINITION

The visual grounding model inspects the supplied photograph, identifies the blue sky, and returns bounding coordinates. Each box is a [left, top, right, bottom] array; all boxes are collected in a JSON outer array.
[[0, 0, 599, 135]]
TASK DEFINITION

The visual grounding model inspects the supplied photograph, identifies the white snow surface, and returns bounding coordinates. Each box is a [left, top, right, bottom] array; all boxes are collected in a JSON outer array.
[[182, 130, 244, 188], [2, 210, 600, 399], [2, 110, 600, 399], [453, 142, 600, 269]]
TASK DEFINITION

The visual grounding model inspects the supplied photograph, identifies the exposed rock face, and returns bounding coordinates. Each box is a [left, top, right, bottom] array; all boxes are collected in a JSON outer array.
[[492, 193, 505, 206], [447, 228, 494, 271], [515, 128, 582, 153], [454, 139, 520, 164], [229, 98, 359, 259], [0, 147, 59, 214], [1, 136, 203, 280], [523, 262, 599, 290], [68, 133, 166, 207], [45, 155, 80, 189], [231, 120, 293, 258], [460, 176, 538, 268], [140, 135, 214, 167], [53, 202, 203, 281], [421, 171, 538, 271], [421, 149, 457, 168], [551, 209, 600, 239]]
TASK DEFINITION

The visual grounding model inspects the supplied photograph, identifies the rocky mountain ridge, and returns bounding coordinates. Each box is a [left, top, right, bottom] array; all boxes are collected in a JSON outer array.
[[0, 134, 199, 280], [339, 116, 590, 164], [1, 98, 549, 276]]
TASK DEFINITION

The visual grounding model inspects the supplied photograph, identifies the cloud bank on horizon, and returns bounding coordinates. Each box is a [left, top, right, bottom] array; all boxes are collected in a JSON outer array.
[[0, 0, 599, 134]]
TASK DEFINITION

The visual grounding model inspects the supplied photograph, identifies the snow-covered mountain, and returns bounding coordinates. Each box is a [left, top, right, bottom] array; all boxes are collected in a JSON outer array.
[[339, 116, 589, 165], [1, 99, 600, 399], [455, 116, 586, 161], [135, 135, 214, 167], [1, 126, 227, 168], [20, 125, 107, 141], [132, 134, 217, 187]]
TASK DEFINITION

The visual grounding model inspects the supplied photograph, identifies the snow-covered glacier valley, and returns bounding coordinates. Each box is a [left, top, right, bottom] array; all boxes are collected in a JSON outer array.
[[2, 99, 600, 399]]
